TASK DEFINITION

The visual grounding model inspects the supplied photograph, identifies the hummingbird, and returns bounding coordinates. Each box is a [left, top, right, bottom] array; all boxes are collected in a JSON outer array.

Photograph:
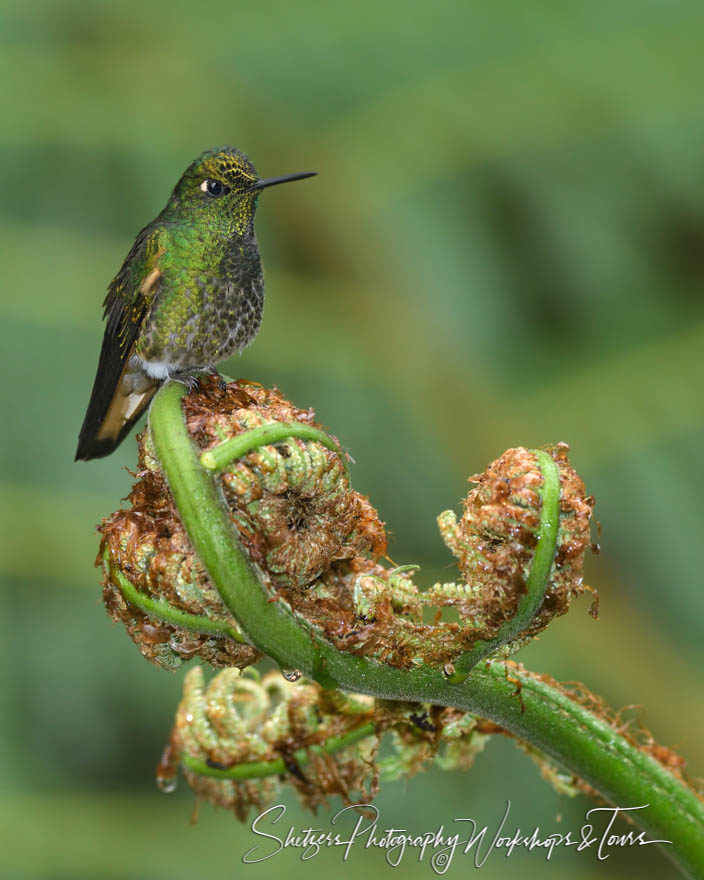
[[75, 146, 316, 461]]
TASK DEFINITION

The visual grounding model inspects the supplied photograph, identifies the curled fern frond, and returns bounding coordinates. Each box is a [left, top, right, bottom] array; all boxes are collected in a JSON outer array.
[[99, 377, 592, 677], [92, 377, 704, 878]]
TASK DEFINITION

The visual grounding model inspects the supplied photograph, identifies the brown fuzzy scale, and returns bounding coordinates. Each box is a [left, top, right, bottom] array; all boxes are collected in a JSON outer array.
[[473, 662, 702, 800], [442, 443, 595, 645], [99, 378, 593, 673], [184, 774, 278, 822], [98, 376, 385, 670], [97, 380, 698, 821], [281, 558, 467, 669], [181, 377, 386, 587], [99, 460, 261, 670], [182, 747, 380, 820], [543, 673, 701, 794], [281, 444, 595, 670], [174, 662, 698, 820], [173, 669, 380, 819], [170, 668, 486, 820]]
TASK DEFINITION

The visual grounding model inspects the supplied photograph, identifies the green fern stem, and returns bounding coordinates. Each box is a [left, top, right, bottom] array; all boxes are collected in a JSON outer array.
[[183, 721, 376, 781]]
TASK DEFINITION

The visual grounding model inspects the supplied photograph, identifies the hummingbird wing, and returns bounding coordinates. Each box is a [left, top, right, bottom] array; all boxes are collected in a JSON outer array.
[[75, 226, 166, 461]]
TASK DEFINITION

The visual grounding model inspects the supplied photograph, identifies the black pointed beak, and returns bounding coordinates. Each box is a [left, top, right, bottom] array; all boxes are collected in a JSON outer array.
[[252, 171, 317, 190]]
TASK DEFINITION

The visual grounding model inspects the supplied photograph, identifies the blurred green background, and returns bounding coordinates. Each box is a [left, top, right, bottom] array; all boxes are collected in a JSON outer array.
[[1, 1, 702, 877]]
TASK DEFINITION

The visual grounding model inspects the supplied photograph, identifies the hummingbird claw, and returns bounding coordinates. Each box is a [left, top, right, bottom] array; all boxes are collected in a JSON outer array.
[[170, 372, 202, 394]]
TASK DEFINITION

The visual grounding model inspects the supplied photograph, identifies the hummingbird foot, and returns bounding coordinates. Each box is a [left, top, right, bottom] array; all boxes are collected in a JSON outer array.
[[169, 371, 202, 394]]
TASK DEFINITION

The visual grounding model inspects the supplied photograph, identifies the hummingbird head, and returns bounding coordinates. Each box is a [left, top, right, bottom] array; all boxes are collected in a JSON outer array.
[[165, 146, 316, 235]]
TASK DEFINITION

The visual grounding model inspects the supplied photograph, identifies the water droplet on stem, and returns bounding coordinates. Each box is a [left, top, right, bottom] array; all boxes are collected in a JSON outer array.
[[156, 773, 178, 793]]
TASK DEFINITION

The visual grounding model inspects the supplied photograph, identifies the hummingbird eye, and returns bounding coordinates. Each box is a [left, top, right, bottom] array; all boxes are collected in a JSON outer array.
[[201, 179, 226, 197]]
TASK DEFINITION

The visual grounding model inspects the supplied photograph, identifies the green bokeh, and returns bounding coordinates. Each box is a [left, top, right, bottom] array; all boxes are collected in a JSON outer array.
[[1, 1, 702, 877]]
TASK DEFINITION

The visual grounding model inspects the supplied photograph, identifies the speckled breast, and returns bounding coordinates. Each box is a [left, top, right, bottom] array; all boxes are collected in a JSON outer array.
[[137, 272, 264, 372]]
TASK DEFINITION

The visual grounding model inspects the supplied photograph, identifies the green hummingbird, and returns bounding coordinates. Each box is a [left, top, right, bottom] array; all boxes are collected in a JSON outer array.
[[75, 146, 315, 461]]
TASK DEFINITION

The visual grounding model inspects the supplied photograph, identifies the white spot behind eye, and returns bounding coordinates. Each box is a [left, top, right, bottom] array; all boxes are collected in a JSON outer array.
[[200, 180, 209, 192]]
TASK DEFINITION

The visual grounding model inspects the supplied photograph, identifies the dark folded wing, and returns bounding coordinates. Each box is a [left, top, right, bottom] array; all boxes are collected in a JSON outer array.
[[75, 225, 163, 460]]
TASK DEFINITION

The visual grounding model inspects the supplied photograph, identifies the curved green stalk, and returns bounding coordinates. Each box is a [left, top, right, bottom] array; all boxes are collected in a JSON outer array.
[[108, 553, 244, 643], [200, 420, 350, 483], [150, 381, 704, 879], [447, 448, 560, 682], [183, 721, 376, 780]]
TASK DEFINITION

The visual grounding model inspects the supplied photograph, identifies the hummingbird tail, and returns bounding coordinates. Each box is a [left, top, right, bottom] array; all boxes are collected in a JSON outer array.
[[75, 349, 158, 461]]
